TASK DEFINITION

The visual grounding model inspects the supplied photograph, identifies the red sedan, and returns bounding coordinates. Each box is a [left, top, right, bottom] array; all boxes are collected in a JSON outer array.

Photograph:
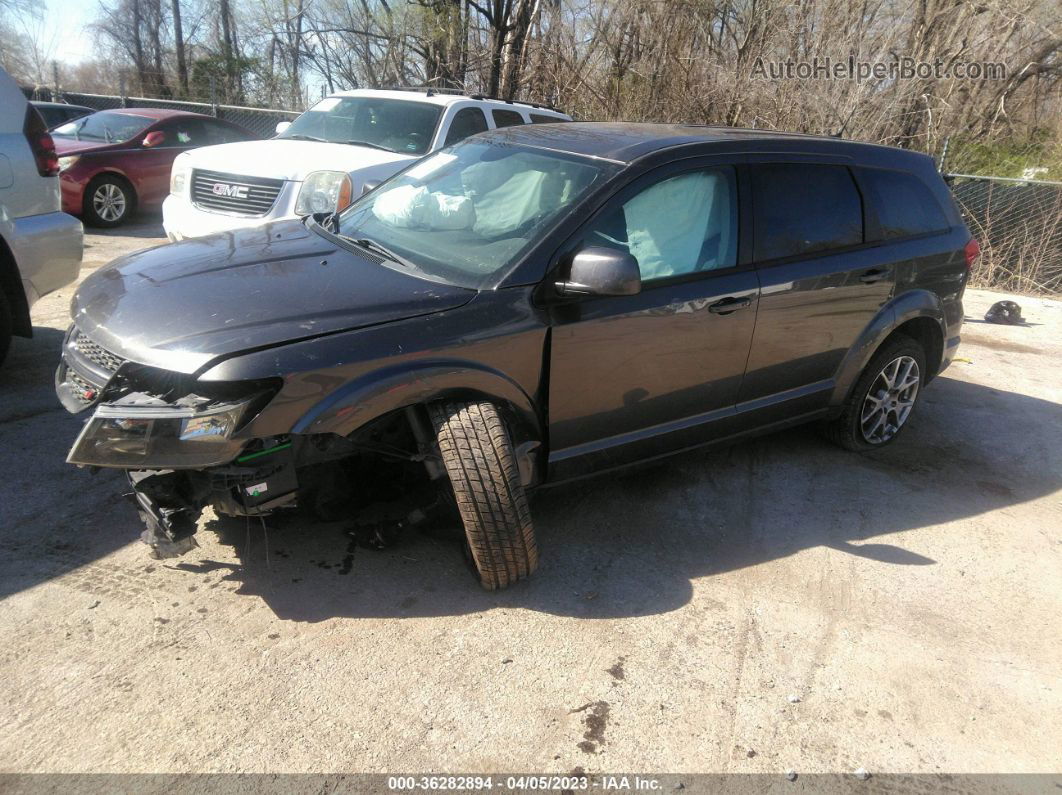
[[53, 109, 255, 227]]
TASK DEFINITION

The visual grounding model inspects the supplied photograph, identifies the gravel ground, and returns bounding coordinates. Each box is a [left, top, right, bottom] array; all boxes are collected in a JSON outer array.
[[1, 213, 1060, 776]]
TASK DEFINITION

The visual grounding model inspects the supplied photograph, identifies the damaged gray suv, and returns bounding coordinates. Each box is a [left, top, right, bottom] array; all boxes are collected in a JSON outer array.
[[58, 123, 975, 589]]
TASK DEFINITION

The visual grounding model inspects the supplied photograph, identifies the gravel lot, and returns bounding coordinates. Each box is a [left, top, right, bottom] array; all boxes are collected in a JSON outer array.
[[1, 213, 1060, 776]]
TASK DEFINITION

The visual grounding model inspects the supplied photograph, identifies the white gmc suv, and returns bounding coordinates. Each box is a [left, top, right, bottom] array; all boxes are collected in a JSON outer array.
[[162, 89, 571, 240]]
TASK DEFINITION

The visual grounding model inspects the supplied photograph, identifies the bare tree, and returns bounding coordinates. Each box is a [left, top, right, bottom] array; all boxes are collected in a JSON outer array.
[[171, 0, 188, 95]]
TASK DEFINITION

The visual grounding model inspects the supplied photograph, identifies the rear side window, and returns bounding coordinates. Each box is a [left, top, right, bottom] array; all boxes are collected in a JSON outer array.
[[161, 118, 210, 146], [203, 120, 249, 144], [751, 164, 863, 261], [859, 168, 950, 239], [492, 109, 525, 128], [444, 108, 489, 145]]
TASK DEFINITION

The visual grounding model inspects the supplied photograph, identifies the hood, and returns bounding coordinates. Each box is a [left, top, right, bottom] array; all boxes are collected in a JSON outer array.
[[178, 139, 417, 182], [70, 218, 474, 374]]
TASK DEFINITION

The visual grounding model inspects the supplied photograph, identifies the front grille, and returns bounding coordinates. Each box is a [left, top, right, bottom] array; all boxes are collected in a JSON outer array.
[[67, 371, 99, 405], [57, 327, 128, 412], [73, 330, 125, 374], [191, 169, 284, 217]]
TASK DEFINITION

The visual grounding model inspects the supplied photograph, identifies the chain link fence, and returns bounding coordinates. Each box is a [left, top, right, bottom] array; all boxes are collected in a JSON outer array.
[[948, 175, 1062, 294], [939, 137, 1062, 295], [23, 86, 299, 138]]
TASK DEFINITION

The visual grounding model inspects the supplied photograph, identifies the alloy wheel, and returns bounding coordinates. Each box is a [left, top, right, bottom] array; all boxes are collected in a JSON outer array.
[[93, 183, 127, 222], [860, 355, 920, 444]]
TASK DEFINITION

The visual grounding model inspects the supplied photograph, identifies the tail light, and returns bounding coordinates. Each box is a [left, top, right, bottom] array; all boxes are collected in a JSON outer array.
[[964, 238, 981, 269], [23, 105, 60, 177]]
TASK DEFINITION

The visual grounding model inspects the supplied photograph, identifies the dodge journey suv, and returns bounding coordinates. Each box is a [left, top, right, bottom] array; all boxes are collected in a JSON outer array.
[[58, 123, 975, 590]]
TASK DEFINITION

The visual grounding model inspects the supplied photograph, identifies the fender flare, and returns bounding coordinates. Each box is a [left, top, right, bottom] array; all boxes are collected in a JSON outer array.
[[291, 358, 542, 442], [829, 289, 947, 406]]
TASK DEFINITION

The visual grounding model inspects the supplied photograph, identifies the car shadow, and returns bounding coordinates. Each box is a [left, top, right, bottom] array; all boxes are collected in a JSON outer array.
[[0, 324, 135, 602], [0, 325, 67, 416], [159, 375, 1061, 621]]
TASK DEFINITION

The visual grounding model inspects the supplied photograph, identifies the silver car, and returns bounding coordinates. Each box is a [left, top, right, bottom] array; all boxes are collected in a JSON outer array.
[[0, 68, 83, 366]]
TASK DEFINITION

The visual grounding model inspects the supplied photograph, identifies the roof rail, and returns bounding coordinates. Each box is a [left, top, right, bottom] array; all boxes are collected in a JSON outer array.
[[385, 85, 470, 98], [381, 85, 563, 113], [467, 93, 562, 113]]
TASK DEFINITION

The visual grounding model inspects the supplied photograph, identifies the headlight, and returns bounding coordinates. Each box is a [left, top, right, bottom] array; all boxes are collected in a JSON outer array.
[[295, 170, 353, 215], [68, 400, 251, 469], [58, 155, 80, 171], [170, 161, 190, 195]]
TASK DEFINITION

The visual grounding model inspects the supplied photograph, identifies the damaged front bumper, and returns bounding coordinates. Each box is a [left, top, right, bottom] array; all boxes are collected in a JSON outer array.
[[57, 323, 299, 557], [73, 403, 300, 558], [128, 441, 299, 559]]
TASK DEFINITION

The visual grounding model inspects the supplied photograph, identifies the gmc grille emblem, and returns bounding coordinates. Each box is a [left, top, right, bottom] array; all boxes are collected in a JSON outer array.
[[212, 182, 249, 199]]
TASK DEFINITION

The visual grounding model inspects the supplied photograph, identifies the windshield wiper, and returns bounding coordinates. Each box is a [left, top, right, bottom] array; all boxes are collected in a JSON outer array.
[[306, 215, 417, 270], [342, 140, 394, 152], [281, 133, 327, 142], [348, 236, 415, 268]]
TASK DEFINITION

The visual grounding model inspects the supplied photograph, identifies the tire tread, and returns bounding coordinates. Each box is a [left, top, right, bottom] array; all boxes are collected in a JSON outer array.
[[430, 401, 537, 590]]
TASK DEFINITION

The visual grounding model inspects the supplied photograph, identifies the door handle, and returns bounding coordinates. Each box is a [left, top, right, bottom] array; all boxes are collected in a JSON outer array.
[[859, 268, 890, 284], [708, 296, 752, 315]]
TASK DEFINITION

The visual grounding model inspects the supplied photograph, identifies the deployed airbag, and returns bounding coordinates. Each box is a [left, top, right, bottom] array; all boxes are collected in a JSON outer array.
[[372, 185, 475, 230], [624, 171, 723, 280]]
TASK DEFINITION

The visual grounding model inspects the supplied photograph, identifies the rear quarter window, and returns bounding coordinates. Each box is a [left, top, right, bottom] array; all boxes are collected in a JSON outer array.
[[751, 163, 864, 261], [859, 167, 951, 239], [36, 106, 64, 127], [444, 107, 489, 145], [530, 113, 566, 124], [203, 121, 251, 144], [492, 109, 526, 128]]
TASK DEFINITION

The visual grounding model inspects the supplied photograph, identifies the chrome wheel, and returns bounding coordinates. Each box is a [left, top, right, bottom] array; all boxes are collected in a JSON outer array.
[[93, 183, 127, 222], [860, 355, 920, 444]]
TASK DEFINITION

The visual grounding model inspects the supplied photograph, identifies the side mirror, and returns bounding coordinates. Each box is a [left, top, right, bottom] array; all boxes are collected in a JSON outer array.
[[142, 130, 166, 148], [275, 121, 291, 135], [556, 247, 641, 297]]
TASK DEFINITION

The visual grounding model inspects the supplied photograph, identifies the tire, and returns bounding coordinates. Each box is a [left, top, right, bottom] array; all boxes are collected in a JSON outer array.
[[822, 334, 927, 452], [429, 401, 538, 590], [83, 175, 135, 227], [0, 289, 11, 368]]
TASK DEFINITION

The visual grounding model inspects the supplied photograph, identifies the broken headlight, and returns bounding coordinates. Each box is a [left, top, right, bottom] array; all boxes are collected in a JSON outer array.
[[68, 400, 251, 469]]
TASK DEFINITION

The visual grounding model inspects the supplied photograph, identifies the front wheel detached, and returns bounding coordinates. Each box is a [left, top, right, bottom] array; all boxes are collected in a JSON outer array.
[[429, 401, 538, 590]]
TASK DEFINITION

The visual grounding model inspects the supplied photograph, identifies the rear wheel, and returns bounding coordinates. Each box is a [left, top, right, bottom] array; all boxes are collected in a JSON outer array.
[[83, 175, 135, 227], [429, 401, 538, 590], [823, 334, 926, 451]]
